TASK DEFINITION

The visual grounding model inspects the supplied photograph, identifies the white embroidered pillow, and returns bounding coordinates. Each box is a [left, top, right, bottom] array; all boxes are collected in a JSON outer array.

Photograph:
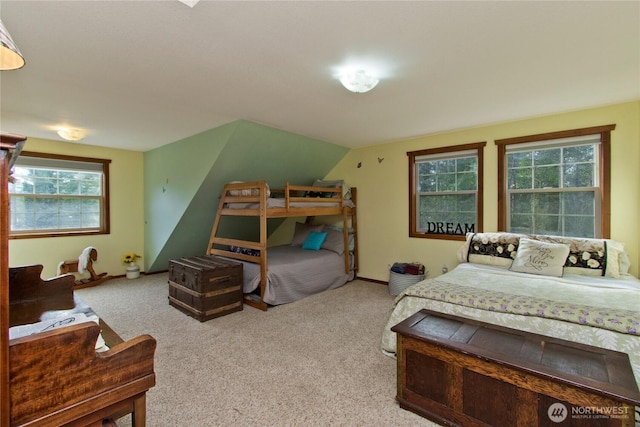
[[510, 238, 570, 277]]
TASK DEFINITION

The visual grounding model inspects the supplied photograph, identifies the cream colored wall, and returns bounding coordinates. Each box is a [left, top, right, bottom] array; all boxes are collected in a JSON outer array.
[[325, 101, 640, 281], [11, 102, 638, 281], [8, 137, 144, 279]]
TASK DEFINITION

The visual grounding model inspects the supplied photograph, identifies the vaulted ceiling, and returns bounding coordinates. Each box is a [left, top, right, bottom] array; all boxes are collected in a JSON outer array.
[[1, 1, 638, 152]]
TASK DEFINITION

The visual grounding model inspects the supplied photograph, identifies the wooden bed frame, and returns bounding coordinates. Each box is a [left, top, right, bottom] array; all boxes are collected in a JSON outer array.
[[206, 181, 358, 311]]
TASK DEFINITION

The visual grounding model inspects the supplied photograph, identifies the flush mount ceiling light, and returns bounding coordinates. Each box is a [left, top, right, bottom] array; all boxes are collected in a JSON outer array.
[[339, 70, 379, 93], [57, 127, 87, 142], [0, 20, 25, 71], [178, 0, 200, 7]]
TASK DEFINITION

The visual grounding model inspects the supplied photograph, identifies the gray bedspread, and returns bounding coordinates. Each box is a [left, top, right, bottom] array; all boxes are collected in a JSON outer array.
[[224, 245, 352, 306]]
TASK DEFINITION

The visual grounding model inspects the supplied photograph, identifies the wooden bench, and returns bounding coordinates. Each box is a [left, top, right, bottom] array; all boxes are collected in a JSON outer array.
[[391, 309, 640, 427], [8, 264, 156, 427]]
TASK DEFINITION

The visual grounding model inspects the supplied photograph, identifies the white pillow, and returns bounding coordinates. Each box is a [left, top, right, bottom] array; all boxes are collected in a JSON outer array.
[[228, 181, 270, 197], [510, 238, 570, 277]]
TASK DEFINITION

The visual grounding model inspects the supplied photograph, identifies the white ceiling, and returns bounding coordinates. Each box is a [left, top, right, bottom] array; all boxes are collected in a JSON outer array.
[[1, 1, 638, 152]]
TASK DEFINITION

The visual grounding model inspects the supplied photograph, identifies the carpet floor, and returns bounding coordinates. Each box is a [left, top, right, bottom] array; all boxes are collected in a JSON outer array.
[[76, 274, 438, 427]]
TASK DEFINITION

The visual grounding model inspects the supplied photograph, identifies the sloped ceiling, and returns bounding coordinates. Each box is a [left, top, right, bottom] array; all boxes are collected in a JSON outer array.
[[0, 1, 638, 151], [145, 121, 349, 272]]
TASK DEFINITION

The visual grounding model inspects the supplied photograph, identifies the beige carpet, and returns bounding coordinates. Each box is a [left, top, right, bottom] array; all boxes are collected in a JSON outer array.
[[76, 274, 439, 427]]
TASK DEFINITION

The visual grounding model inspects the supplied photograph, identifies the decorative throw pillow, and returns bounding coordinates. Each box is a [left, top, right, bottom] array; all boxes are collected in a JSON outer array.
[[291, 222, 324, 246], [320, 228, 345, 255], [510, 238, 570, 277], [302, 231, 328, 251], [463, 232, 521, 268]]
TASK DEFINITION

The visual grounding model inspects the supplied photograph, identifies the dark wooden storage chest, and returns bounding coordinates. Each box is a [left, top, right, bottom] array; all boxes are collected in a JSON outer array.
[[392, 309, 639, 427], [168, 256, 243, 321]]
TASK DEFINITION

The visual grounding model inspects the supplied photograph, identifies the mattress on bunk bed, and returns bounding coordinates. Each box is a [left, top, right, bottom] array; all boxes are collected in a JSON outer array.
[[224, 245, 353, 306], [224, 198, 355, 210]]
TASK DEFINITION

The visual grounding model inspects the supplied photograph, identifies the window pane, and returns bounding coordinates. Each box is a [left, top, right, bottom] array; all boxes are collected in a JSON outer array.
[[534, 193, 560, 215], [510, 213, 532, 234], [35, 212, 58, 229], [437, 173, 456, 192], [508, 152, 531, 168], [508, 168, 532, 190], [534, 165, 560, 188], [9, 155, 109, 236], [82, 198, 100, 212], [533, 148, 560, 166], [418, 174, 436, 192], [80, 173, 102, 196], [563, 163, 594, 187], [437, 159, 455, 173], [457, 157, 477, 172], [503, 130, 604, 239], [564, 215, 595, 238], [411, 144, 483, 239], [418, 194, 476, 235], [564, 192, 594, 215], [456, 172, 476, 191], [34, 177, 57, 195], [60, 213, 82, 228], [534, 214, 562, 235], [563, 145, 594, 163], [37, 198, 59, 213], [511, 193, 532, 214], [11, 213, 35, 230], [83, 213, 101, 228]]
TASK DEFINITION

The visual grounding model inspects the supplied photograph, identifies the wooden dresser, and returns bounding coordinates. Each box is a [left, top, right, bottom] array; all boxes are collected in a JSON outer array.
[[392, 309, 640, 427]]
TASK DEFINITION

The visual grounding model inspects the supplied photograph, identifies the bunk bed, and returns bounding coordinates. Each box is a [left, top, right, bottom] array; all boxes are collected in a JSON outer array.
[[207, 180, 358, 311]]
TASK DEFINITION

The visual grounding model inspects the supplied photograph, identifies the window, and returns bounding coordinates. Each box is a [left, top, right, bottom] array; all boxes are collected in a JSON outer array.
[[408, 142, 486, 240], [496, 125, 614, 239], [9, 151, 111, 238]]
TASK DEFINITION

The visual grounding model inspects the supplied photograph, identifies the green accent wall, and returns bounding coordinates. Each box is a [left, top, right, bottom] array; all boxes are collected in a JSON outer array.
[[144, 120, 350, 272]]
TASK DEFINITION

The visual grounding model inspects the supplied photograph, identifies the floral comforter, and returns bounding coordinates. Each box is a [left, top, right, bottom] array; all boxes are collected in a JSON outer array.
[[381, 263, 640, 383]]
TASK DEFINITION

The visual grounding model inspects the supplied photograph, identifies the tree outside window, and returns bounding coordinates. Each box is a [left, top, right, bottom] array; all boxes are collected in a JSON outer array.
[[9, 151, 111, 238], [496, 125, 614, 239], [408, 142, 485, 240]]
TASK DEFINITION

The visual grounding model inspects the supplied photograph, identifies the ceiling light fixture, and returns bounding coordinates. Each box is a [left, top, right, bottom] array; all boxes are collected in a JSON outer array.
[[0, 20, 25, 71], [339, 70, 379, 93], [178, 0, 200, 8], [57, 127, 87, 142]]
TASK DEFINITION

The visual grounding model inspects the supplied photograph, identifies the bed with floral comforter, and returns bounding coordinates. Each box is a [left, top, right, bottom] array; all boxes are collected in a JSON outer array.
[[381, 233, 640, 386]]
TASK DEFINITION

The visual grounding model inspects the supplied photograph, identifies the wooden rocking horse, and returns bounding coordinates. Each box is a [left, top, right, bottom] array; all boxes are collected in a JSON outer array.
[[57, 246, 111, 289]]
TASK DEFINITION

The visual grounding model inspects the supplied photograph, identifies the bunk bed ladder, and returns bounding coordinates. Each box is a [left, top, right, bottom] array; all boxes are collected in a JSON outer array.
[[206, 182, 269, 311], [346, 188, 358, 275]]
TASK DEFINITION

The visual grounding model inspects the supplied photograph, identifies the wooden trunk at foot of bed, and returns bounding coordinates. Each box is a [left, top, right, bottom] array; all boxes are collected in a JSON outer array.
[[393, 310, 640, 427], [168, 256, 243, 321]]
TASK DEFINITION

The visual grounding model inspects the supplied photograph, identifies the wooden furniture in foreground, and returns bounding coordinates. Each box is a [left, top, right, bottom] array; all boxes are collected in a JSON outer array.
[[8, 264, 156, 427], [1, 132, 27, 427], [8, 265, 76, 327], [207, 181, 358, 311], [169, 255, 243, 321], [392, 309, 640, 427]]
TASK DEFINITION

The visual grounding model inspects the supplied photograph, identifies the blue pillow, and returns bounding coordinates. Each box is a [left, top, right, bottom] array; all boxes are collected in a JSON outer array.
[[302, 231, 328, 251]]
